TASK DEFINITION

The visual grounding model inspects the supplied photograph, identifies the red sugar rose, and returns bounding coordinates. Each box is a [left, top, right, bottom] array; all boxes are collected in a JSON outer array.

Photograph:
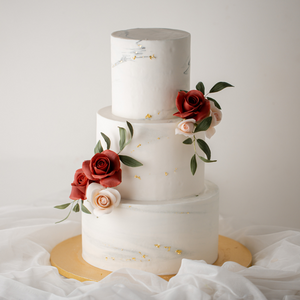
[[173, 90, 210, 122], [69, 168, 88, 200], [82, 150, 122, 188]]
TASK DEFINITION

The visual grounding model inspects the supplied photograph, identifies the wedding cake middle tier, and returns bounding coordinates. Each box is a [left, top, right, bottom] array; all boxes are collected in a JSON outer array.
[[97, 106, 205, 201]]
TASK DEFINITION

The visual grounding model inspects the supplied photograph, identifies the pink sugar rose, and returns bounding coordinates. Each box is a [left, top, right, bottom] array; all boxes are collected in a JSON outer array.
[[206, 101, 223, 139], [86, 182, 121, 216], [175, 119, 196, 137]]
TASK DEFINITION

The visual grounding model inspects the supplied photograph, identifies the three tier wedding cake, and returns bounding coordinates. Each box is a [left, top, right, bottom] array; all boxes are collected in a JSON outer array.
[[56, 28, 233, 276]]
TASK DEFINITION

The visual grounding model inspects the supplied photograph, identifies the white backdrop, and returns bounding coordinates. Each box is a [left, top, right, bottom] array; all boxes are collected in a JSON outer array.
[[1, 0, 300, 228]]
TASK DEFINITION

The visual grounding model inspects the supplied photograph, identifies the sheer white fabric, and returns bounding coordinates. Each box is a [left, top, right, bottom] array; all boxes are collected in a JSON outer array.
[[0, 198, 300, 300]]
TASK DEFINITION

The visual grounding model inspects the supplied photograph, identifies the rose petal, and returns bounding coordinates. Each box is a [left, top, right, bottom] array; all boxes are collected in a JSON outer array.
[[99, 189, 117, 206], [206, 127, 216, 139], [86, 182, 104, 204], [105, 188, 121, 207], [102, 150, 121, 172], [177, 118, 196, 127], [183, 95, 200, 111], [175, 91, 187, 113], [82, 160, 94, 181], [193, 100, 211, 122], [69, 186, 86, 200], [173, 111, 197, 119], [100, 169, 122, 188]]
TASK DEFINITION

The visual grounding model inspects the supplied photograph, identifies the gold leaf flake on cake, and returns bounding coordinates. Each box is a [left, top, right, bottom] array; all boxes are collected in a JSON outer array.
[[137, 144, 141, 148], [149, 54, 156, 60], [174, 168, 177, 172], [134, 175, 141, 180], [105, 257, 108, 260], [165, 172, 168, 176], [129, 206, 131, 208], [165, 246, 171, 252], [157, 137, 160, 140], [187, 212, 190, 214], [175, 250, 182, 255], [145, 114, 152, 119], [132, 56, 136, 60], [111, 257, 115, 260], [132, 258, 136, 260], [142, 254, 147, 258], [154, 244, 161, 248], [131, 150, 135, 153]]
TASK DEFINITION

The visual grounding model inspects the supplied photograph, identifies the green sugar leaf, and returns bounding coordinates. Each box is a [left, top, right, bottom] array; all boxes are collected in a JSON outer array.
[[190, 154, 197, 175], [118, 127, 126, 152], [119, 155, 143, 167], [126, 121, 134, 139], [54, 203, 71, 210], [198, 156, 217, 163], [209, 82, 234, 93], [197, 139, 211, 160], [194, 117, 212, 133], [73, 202, 80, 213], [196, 82, 205, 94], [183, 138, 193, 144], [207, 97, 222, 110], [101, 132, 111, 150], [81, 201, 91, 214], [94, 140, 103, 154]]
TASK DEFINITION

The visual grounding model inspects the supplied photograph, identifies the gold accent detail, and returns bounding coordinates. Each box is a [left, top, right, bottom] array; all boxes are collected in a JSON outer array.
[[165, 246, 171, 252], [105, 257, 108, 260], [142, 255, 146, 258], [145, 114, 152, 119], [131, 150, 135, 153], [132, 56, 136, 60], [165, 172, 168, 176], [174, 168, 177, 172], [111, 257, 115, 260], [175, 250, 182, 255], [132, 258, 136, 260], [154, 244, 160, 248], [137, 144, 141, 147], [129, 206, 131, 208], [187, 212, 190, 214], [149, 55, 156, 60], [134, 175, 141, 180], [138, 44, 142, 47], [158, 112, 160, 115], [139, 252, 142, 254], [157, 137, 160, 140]]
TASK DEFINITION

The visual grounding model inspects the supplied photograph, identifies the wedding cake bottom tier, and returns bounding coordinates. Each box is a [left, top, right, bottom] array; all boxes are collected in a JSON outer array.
[[81, 181, 219, 275]]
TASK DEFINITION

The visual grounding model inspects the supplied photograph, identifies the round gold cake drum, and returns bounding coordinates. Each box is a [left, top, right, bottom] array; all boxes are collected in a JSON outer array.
[[50, 235, 252, 282]]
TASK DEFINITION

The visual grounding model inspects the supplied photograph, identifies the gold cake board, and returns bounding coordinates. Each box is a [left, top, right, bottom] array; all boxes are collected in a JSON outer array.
[[50, 235, 252, 282]]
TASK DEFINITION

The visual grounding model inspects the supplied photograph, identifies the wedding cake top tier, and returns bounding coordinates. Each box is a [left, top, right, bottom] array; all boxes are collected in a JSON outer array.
[[111, 28, 190, 120]]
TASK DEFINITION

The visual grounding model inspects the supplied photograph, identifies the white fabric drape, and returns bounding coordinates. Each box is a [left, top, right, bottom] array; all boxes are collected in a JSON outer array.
[[0, 200, 300, 300]]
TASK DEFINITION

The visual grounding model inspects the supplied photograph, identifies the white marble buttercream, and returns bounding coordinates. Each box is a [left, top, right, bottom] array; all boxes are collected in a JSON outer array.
[[97, 106, 205, 201], [111, 28, 190, 120], [82, 181, 219, 275]]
